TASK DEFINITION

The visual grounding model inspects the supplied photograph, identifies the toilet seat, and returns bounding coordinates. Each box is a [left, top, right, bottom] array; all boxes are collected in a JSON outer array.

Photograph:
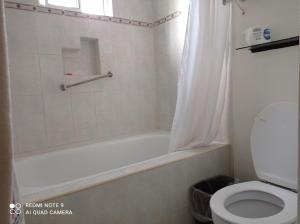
[[210, 181, 297, 224], [210, 103, 298, 224]]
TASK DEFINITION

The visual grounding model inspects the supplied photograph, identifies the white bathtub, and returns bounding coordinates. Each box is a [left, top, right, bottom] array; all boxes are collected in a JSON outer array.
[[16, 132, 228, 203]]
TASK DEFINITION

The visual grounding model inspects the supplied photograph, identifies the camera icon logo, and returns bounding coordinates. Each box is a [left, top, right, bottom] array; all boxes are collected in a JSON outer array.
[[9, 203, 22, 215]]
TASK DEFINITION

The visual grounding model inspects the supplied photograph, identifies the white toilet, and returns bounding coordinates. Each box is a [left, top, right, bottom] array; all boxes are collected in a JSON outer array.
[[210, 102, 298, 224]]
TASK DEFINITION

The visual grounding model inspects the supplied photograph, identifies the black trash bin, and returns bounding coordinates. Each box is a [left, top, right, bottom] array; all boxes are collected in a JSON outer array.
[[190, 175, 238, 224]]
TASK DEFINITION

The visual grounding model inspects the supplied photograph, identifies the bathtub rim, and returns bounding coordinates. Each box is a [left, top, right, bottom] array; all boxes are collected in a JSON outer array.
[[19, 142, 230, 203]]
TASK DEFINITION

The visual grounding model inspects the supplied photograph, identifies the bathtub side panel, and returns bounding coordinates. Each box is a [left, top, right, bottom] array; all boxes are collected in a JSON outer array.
[[25, 146, 231, 224]]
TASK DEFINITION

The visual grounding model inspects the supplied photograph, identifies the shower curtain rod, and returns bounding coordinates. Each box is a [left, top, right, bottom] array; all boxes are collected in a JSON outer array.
[[223, 0, 246, 15]]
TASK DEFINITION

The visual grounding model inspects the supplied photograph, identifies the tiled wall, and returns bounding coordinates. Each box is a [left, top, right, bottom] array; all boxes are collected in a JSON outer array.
[[6, 8, 157, 157], [26, 146, 231, 224], [6, 1, 185, 157], [153, 0, 189, 130]]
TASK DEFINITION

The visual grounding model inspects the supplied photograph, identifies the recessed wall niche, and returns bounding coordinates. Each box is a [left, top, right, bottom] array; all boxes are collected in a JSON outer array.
[[62, 37, 101, 76]]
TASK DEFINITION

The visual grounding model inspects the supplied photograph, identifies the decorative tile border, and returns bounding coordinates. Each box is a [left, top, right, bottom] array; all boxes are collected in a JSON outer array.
[[4, 1, 181, 28], [152, 11, 181, 27]]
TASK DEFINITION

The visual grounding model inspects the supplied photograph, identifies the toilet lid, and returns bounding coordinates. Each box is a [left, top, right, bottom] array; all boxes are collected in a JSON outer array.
[[251, 102, 298, 190]]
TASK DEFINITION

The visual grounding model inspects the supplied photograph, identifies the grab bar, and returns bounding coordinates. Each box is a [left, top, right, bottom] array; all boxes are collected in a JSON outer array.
[[60, 72, 113, 91]]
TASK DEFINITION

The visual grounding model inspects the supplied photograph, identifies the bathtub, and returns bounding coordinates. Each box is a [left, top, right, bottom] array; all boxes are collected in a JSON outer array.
[[16, 132, 230, 205]]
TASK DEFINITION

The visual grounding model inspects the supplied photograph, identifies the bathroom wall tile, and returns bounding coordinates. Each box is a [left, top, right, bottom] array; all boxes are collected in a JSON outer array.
[[46, 131, 75, 149], [71, 92, 97, 141], [39, 54, 64, 94], [5, 9, 38, 55], [79, 38, 100, 76], [95, 91, 115, 139], [98, 46, 115, 80], [87, 19, 111, 43], [152, 1, 188, 131], [152, 0, 170, 19], [36, 13, 64, 55], [71, 92, 96, 129], [12, 95, 47, 154], [44, 93, 76, 147], [104, 47, 132, 93], [153, 0, 189, 21], [8, 1, 172, 156], [62, 16, 90, 50], [110, 27, 134, 64], [94, 90, 112, 117], [74, 126, 97, 143], [9, 53, 42, 96], [110, 91, 133, 135], [62, 49, 82, 76], [43, 93, 73, 133], [157, 85, 171, 130]]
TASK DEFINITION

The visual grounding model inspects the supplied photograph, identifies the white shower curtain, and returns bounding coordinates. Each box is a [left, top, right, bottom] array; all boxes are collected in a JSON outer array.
[[170, 0, 232, 151], [0, 1, 24, 224], [0, 1, 13, 224]]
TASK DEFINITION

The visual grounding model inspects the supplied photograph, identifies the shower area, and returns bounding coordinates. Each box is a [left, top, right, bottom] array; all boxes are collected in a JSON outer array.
[[6, 0, 185, 157], [5, 0, 231, 223]]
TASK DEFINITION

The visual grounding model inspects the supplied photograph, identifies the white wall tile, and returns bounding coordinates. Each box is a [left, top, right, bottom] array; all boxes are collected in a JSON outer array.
[[62, 16, 90, 50], [7, 2, 172, 156], [62, 49, 81, 76], [9, 53, 42, 95], [6, 9, 38, 54], [95, 91, 116, 139], [44, 93, 76, 147], [71, 92, 96, 128], [12, 95, 47, 154], [46, 130, 75, 148], [75, 126, 97, 142], [40, 54, 64, 94], [88, 20, 110, 41], [36, 13, 64, 55], [44, 92, 74, 133]]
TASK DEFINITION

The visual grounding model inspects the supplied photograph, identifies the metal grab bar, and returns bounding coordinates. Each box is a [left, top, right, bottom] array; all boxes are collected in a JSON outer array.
[[60, 72, 113, 91]]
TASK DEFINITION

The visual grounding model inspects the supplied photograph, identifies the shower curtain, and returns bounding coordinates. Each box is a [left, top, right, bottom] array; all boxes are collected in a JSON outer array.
[[170, 0, 232, 151], [0, 1, 22, 224]]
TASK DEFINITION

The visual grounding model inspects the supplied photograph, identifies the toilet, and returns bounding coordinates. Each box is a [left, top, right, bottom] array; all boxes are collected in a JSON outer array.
[[210, 102, 298, 224]]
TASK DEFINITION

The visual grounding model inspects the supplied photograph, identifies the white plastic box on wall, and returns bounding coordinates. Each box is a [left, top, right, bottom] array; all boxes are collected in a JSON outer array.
[[244, 26, 271, 46]]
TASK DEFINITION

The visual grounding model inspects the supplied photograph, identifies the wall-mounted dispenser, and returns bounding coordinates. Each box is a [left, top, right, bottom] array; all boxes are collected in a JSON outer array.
[[244, 27, 272, 46]]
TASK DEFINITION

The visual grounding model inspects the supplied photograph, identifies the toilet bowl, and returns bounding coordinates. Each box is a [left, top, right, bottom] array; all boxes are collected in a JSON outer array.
[[210, 181, 297, 224], [210, 102, 298, 224]]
